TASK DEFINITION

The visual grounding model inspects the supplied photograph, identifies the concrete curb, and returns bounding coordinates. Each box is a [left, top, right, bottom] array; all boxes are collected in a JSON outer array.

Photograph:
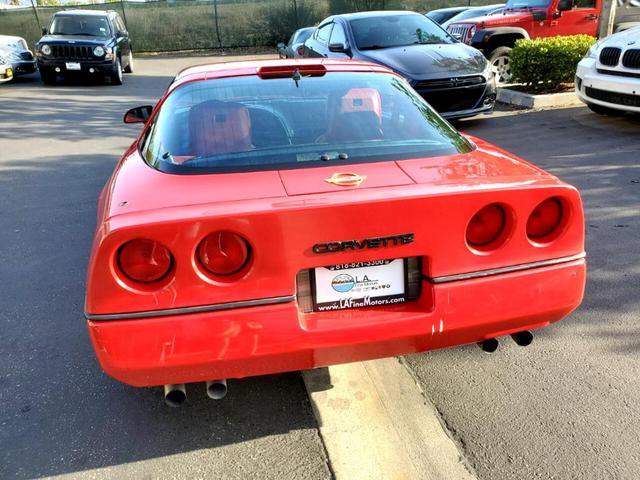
[[303, 359, 477, 480], [497, 87, 583, 109]]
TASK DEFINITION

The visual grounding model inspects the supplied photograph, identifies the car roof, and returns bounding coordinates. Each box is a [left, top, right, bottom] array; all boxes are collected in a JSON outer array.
[[0, 35, 25, 42], [172, 58, 394, 91], [52, 9, 113, 17], [334, 10, 422, 21]]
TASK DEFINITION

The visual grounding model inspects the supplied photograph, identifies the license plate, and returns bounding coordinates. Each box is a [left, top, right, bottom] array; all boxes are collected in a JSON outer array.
[[65, 62, 81, 71], [312, 259, 407, 312]]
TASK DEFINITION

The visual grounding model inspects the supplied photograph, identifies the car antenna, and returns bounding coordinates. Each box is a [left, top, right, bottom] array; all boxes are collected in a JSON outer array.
[[292, 68, 301, 87]]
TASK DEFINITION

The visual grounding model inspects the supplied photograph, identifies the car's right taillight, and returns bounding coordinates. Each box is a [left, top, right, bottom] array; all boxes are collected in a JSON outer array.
[[527, 197, 564, 241], [197, 231, 251, 276], [117, 239, 173, 283], [297, 46, 304, 56]]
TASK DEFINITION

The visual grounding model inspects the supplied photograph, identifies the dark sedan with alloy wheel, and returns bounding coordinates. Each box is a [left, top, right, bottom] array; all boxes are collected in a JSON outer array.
[[303, 11, 496, 120]]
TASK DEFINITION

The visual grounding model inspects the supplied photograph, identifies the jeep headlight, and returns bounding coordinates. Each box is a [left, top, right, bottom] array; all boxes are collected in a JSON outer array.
[[93, 46, 105, 57], [41, 44, 51, 56]]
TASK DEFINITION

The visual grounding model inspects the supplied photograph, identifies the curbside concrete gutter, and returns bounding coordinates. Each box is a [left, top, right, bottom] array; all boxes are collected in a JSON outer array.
[[303, 358, 477, 480], [497, 87, 583, 109]]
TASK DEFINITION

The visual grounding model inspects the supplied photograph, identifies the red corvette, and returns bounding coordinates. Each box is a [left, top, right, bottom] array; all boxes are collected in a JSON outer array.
[[85, 59, 585, 405]]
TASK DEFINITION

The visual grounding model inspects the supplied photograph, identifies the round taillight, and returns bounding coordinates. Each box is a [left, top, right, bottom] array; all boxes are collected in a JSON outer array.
[[197, 232, 250, 276], [297, 46, 304, 56], [527, 197, 563, 239], [118, 239, 173, 283], [466, 204, 506, 247]]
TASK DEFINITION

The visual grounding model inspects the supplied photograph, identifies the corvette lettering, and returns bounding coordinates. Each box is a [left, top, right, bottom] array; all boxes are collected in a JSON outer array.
[[312, 233, 414, 254]]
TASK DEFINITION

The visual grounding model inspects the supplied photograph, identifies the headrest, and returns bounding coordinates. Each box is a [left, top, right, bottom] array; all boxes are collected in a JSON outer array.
[[340, 88, 382, 124], [189, 100, 252, 157]]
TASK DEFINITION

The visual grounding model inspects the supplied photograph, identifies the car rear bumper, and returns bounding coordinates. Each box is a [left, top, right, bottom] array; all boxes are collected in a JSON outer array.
[[576, 59, 640, 113], [87, 258, 586, 387]]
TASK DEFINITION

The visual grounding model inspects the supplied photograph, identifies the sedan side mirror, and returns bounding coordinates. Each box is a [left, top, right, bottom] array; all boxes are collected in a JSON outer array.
[[557, 0, 573, 12], [277, 42, 285, 49], [124, 105, 153, 124], [329, 42, 350, 54]]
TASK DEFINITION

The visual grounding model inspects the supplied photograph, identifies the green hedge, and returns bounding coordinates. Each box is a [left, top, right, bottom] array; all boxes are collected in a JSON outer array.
[[510, 35, 596, 93]]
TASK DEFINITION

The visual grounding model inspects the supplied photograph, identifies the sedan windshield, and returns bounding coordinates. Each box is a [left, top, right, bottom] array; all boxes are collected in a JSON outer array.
[[49, 16, 111, 37], [142, 72, 472, 174], [350, 14, 453, 50]]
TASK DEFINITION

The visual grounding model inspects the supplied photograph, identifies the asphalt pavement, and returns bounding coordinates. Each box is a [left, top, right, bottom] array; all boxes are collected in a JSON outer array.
[[406, 108, 640, 480], [0, 55, 331, 480], [1, 55, 639, 480]]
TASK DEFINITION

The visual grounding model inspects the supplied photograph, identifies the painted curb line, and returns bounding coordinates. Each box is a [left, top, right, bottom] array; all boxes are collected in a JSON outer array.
[[303, 358, 477, 480]]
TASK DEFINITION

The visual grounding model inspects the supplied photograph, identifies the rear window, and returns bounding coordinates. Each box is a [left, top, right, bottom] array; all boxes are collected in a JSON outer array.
[[142, 71, 472, 175]]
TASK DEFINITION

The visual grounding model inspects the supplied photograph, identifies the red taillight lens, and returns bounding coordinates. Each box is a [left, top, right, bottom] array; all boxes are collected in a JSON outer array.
[[297, 46, 304, 56], [466, 204, 506, 246], [118, 239, 173, 283], [527, 198, 563, 239], [197, 232, 250, 276]]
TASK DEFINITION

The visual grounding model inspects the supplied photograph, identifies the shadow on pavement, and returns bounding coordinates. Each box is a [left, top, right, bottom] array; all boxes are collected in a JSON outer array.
[[0, 152, 320, 479]]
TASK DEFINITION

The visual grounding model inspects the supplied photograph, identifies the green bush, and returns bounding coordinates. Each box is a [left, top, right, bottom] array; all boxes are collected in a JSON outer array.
[[510, 35, 596, 93]]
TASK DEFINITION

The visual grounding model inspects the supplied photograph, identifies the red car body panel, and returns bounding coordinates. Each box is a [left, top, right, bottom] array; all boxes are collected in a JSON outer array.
[[85, 59, 586, 387]]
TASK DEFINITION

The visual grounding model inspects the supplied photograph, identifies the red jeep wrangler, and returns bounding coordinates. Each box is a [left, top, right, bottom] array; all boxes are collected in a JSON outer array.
[[447, 0, 640, 83]]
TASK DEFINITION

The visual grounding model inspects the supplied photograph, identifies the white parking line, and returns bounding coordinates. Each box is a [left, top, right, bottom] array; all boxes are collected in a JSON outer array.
[[303, 358, 477, 480]]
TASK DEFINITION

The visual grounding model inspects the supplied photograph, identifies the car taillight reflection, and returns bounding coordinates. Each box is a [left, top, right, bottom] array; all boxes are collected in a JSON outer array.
[[527, 197, 563, 240], [117, 239, 173, 283], [197, 231, 251, 276], [466, 204, 506, 247]]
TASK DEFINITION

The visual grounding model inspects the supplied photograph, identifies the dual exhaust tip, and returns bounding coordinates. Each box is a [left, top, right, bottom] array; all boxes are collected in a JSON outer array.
[[163, 379, 227, 407], [478, 330, 533, 353]]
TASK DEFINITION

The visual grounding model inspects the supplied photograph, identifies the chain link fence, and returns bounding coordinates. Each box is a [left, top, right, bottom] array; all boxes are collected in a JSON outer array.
[[0, 0, 499, 53]]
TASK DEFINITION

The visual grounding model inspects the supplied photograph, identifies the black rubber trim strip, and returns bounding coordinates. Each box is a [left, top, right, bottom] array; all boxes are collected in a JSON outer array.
[[424, 253, 586, 284], [86, 295, 297, 321]]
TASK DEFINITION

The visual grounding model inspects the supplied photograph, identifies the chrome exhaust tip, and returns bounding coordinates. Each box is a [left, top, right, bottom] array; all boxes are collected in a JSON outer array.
[[478, 338, 499, 353], [163, 384, 187, 407], [206, 380, 228, 400]]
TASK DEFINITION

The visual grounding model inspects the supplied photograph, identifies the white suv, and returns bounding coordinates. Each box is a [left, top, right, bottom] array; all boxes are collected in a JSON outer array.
[[576, 27, 640, 114]]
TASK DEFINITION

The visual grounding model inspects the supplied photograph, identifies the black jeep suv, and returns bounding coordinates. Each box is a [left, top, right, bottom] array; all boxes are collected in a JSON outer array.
[[35, 9, 132, 85]]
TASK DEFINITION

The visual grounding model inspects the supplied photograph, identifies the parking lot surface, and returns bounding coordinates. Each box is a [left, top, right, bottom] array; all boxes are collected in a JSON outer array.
[[407, 108, 640, 480], [0, 55, 331, 480], [1, 55, 639, 480]]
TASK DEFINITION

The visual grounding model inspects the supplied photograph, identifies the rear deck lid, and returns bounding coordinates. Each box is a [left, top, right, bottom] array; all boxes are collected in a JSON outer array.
[[278, 161, 415, 196]]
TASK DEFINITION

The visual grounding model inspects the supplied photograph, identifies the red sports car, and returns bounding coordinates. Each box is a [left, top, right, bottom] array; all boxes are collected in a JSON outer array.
[[85, 59, 586, 406]]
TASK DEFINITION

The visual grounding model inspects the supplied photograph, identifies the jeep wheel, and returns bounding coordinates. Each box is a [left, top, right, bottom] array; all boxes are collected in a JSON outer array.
[[110, 57, 123, 85], [40, 68, 56, 85], [488, 47, 513, 85], [124, 50, 134, 74], [587, 102, 619, 116]]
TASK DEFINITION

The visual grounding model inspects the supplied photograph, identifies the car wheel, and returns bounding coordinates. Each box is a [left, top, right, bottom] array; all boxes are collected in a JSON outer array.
[[111, 57, 123, 85], [124, 50, 134, 74], [40, 68, 56, 85], [488, 47, 513, 85], [587, 102, 619, 115]]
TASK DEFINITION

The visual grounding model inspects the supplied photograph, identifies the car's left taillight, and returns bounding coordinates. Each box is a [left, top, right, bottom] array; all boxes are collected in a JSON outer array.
[[297, 46, 305, 56], [117, 239, 173, 283]]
